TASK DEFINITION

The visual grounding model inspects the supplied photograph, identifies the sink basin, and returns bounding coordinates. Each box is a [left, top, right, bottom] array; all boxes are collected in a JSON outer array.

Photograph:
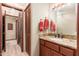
[[46, 36, 75, 42], [48, 37, 76, 44]]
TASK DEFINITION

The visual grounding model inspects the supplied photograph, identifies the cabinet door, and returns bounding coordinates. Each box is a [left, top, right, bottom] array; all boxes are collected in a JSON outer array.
[[44, 46, 50, 56], [60, 46, 74, 56], [40, 45, 50, 56], [40, 45, 45, 56]]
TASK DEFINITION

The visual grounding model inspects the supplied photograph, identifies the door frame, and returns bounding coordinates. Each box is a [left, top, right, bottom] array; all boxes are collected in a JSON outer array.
[[18, 12, 24, 52], [0, 3, 2, 56], [16, 20, 18, 44], [77, 3, 79, 55], [24, 4, 31, 56]]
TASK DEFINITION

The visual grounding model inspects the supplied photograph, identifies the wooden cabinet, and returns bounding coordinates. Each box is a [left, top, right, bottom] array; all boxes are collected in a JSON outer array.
[[40, 39, 76, 56]]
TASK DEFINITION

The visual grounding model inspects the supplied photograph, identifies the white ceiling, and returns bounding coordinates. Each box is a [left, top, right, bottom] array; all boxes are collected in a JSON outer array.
[[3, 3, 28, 10]]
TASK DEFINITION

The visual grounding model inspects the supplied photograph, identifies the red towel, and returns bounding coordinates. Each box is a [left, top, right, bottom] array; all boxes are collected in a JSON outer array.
[[50, 21, 54, 32], [39, 19, 44, 32], [44, 17, 49, 30], [53, 23, 56, 32], [50, 21, 56, 32]]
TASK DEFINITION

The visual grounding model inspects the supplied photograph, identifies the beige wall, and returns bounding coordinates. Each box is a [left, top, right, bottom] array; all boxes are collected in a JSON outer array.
[[31, 3, 49, 56]]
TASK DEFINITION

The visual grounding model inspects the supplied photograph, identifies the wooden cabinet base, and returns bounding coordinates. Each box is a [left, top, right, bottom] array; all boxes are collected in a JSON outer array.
[[40, 39, 76, 56]]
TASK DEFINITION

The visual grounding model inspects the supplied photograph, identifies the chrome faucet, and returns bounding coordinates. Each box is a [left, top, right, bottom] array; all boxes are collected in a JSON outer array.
[[55, 34, 63, 38]]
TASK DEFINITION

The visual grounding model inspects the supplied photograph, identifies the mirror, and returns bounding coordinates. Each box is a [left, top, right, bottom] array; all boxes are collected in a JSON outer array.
[[49, 4, 77, 36]]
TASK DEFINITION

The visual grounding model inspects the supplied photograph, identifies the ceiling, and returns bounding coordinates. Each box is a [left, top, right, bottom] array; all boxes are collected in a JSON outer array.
[[3, 3, 28, 10]]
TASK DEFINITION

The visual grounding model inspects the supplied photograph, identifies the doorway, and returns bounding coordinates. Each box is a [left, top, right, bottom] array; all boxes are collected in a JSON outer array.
[[2, 14, 18, 52], [1, 7, 24, 56]]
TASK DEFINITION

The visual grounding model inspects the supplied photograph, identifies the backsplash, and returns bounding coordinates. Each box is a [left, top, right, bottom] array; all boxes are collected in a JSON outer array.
[[62, 35, 77, 40]]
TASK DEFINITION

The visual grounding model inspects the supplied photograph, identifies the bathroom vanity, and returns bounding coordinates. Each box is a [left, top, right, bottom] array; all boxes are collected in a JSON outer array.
[[39, 36, 77, 56], [39, 4, 77, 56]]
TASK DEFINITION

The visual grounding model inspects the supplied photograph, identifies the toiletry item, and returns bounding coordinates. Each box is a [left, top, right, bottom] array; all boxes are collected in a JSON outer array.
[[57, 34, 60, 38]]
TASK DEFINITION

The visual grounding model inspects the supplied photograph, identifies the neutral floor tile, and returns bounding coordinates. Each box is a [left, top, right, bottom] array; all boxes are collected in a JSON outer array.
[[2, 40, 28, 56]]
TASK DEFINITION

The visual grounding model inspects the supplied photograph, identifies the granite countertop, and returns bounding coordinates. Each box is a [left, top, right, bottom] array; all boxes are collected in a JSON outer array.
[[39, 36, 77, 49]]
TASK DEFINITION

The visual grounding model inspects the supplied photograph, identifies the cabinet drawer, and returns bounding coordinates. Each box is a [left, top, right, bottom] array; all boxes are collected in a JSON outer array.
[[45, 41, 59, 52], [50, 50, 62, 56], [60, 46, 74, 56], [40, 39, 45, 45]]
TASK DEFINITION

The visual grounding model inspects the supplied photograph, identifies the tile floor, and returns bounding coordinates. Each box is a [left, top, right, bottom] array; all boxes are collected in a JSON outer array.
[[2, 40, 28, 56]]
